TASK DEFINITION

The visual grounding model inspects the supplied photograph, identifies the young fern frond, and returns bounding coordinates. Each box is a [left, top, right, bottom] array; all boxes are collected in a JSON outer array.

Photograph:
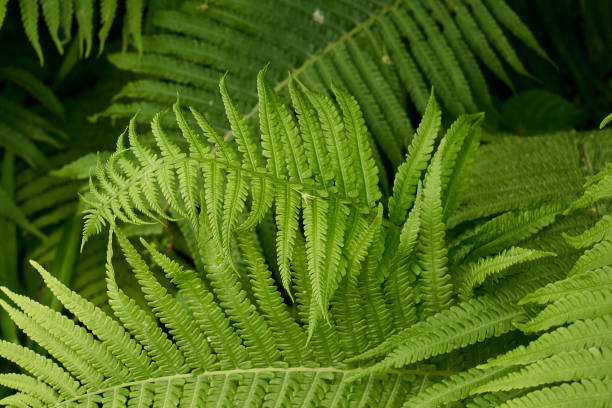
[[81, 69, 383, 329], [388, 90, 441, 226]]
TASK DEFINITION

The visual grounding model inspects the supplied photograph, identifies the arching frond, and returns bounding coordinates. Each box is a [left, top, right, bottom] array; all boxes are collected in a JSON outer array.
[[474, 347, 612, 393], [457, 247, 556, 300], [347, 294, 527, 379], [82, 70, 386, 329], [483, 315, 612, 367], [99, 0, 550, 168], [496, 378, 612, 408]]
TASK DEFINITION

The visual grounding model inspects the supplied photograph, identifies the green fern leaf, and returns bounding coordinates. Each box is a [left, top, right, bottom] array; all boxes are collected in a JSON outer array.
[[465, 0, 533, 79], [0, 67, 65, 119], [0, 338, 80, 399], [416, 135, 453, 315], [563, 214, 612, 249], [388, 91, 441, 226], [568, 239, 612, 277], [517, 287, 612, 333], [0, 373, 57, 405], [452, 204, 562, 265], [403, 366, 514, 408], [474, 347, 612, 393], [332, 84, 381, 208], [457, 247, 556, 300], [483, 315, 612, 367], [18, 0, 43, 64], [29, 260, 155, 378], [141, 237, 249, 369], [40, 0, 62, 53], [520, 266, 612, 305], [348, 294, 526, 378], [565, 168, 612, 213], [75, 0, 94, 57], [115, 229, 216, 371], [497, 378, 612, 408], [124, 0, 143, 54]]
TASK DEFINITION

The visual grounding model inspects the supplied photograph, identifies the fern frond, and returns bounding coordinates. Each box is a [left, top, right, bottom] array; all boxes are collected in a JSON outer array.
[[6, 0, 148, 60], [451, 0, 513, 89], [483, 315, 612, 367], [452, 204, 562, 265], [565, 167, 612, 213], [563, 214, 612, 249], [474, 347, 612, 393], [348, 294, 526, 379], [0, 339, 80, 399], [83, 72, 388, 331], [0, 67, 64, 119], [105, 234, 187, 374], [496, 378, 612, 408], [332, 84, 381, 208], [465, 0, 532, 79], [449, 133, 585, 226], [520, 266, 612, 305], [29, 260, 155, 379], [568, 239, 612, 276], [0, 374, 57, 405], [517, 287, 612, 333], [457, 247, 556, 300], [237, 230, 311, 365], [141, 237, 249, 369], [388, 91, 441, 226], [416, 135, 452, 316], [18, 0, 43, 64], [484, 0, 556, 68], [0, 286, 129, 383], [403, 366, 514, 408], [0, 297, 106, 389], [101, 0, 548, 171], [114, 229, 216, 371]]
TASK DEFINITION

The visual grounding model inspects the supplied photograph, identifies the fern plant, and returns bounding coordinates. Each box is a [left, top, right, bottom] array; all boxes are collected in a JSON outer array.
[[2, 69, 607, 407], [93, 0, 552, 169]]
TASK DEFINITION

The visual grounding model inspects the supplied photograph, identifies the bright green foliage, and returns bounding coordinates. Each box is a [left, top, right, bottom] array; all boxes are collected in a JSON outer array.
[[457, 247, 556, 299], [81, 69, 382, 329], [474, 347, 612, 393], [0, 67, 611, 406], [388, 91, 441, 226], [1, 0, 611, 405], [469, 166, 612, 404]]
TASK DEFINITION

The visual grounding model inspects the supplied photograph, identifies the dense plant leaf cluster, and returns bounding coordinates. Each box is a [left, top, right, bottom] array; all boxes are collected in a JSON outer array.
[[0, 0, 610, 407]]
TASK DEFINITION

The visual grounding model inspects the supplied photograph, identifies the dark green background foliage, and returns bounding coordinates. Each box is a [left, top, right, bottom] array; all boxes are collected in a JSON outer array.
[[0, 0, 611, 407]]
